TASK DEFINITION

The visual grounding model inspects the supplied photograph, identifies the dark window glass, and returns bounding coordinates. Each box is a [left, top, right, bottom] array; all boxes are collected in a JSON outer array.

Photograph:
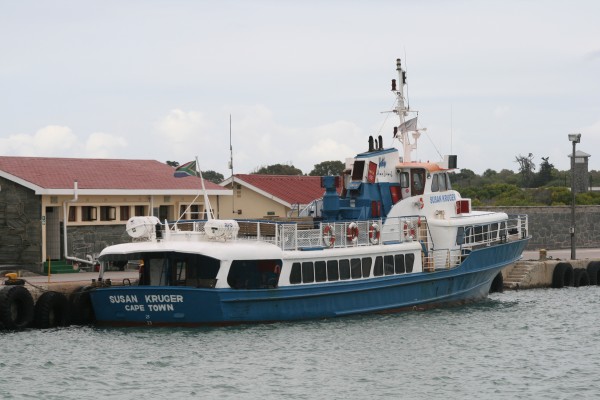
[[327, 260, 339, 281], [120, 206, 130, 221], [446, 173, 452, 190], [350, 258, 362, 279], [315, 261, 327, 282], [361, 257, 372, 277], [384, 255, 395, 275], [352, 160, 365, 181], [406, 253, 415, 273], [339, 259, 350, 280], [290, 263, 302, 284], [374, 256, 383, 276], [395, 254, 405, 274], [302, 262, 315, 283], [490, 223, 499, 240]]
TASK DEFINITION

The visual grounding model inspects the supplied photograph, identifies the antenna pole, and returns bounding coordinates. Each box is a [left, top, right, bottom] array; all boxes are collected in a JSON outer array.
[[229, 114, 235, 214]]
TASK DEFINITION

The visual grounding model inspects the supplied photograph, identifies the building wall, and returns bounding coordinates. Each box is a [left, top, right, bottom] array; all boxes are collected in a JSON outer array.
[[219, 182, 290, 219], [0, 176, 42, 266], [478, 205, 600, 250]]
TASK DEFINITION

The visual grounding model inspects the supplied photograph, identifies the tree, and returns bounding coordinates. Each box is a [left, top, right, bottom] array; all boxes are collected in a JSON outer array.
[[309, 160, 345, 176], [252, 163, 303, 175], [533, 156, 555, 187], [201, 170, 225, 184], [515, 153, 536, 187]]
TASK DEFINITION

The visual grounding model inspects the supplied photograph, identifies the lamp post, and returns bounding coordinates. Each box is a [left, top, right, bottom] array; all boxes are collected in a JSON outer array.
[[568, 133, 581, 260]]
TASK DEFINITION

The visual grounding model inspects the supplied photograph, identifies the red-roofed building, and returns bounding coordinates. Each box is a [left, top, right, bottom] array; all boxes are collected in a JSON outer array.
[[219, 174, 326, 219], [0, 156, 231, 269]]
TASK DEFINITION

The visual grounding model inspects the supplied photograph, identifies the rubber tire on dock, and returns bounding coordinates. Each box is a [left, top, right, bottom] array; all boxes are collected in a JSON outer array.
[[34, 291, 71, 329], [0, 285, 35, 330], [552, 262, 574, 288], [587, 261, 600, 285], [69, 286, 96, 325], [489, 272, 504, 293], [573, 268, 590, 288]]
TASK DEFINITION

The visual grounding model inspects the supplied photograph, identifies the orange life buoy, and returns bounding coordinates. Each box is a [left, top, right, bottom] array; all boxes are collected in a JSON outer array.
[[322, 224, 335, 248], [346, 222, 359, 244], [369, 223, 380, 245]]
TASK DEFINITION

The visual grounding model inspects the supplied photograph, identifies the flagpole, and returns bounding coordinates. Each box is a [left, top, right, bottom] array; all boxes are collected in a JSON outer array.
[[195, 156, 214, 220]]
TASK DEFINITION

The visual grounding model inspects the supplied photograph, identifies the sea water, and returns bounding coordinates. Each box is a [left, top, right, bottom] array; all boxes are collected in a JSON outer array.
[[1, 287, 599, 400]]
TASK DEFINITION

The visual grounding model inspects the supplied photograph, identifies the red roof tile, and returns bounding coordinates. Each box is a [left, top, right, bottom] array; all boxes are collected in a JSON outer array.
[[0, 156, 225, 191], [234, 174, 326, 205]]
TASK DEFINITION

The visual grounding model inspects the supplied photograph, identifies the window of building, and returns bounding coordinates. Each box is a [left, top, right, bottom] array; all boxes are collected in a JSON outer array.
[[120, 206, 130, 221], [81, 206, 97, 221], [134, 205, 146, 216], [68, 206, 77, 222], [100, 206, 116, 221]]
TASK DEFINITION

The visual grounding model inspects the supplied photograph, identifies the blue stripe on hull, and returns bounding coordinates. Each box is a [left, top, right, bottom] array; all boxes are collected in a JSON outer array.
[[90, 239, 528, 326]]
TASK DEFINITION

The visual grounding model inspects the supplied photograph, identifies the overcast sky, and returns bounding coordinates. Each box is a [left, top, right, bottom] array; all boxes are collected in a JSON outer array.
[[2, 1, 599, 177]]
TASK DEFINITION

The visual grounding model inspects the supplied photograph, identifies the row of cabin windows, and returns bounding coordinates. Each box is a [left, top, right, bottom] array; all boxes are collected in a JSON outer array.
[[290, 253, 415, 285]]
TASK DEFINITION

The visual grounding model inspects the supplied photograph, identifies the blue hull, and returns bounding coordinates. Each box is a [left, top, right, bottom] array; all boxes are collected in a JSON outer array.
[[89, 239, 528, 326]]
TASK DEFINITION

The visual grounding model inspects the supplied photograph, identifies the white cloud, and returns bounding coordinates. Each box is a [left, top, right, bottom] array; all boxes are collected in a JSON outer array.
[[0, 126, 79, 156], [85, 132, 128, 158], [0, 126, 131, 159]]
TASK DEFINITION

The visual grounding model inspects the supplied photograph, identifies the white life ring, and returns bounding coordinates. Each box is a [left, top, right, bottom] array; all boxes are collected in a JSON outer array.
[[403, 221, 416, 240], [322, 224, 335, 248], [346, 222, 359, 244], [369, 223, 380, 245]]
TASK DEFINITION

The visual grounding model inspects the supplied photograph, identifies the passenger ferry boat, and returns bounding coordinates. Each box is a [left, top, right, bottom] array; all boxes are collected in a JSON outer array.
[[89, 59, 530, 326]]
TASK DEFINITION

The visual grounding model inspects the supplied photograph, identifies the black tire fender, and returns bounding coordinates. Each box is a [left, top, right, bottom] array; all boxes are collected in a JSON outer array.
[[586, 261, 600, 286], [0, 285, 34, 330], [34, 291, 71, 329], [489, 272, 504, 293], [69, 286, 96, 325], [552, 262, 574, 288], [573, 268, 590, 288]]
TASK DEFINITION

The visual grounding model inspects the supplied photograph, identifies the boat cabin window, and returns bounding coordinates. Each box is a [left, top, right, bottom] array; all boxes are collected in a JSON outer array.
[[399, 172, 409, 188], [289, 254, 412, 285], [373, 254, 413, 276], [227, 259, 282, 289], [411, 169, 426, 196], [352, 160, 365, 181], [104, 252, 221, 288], [431, 173, 448, 193]]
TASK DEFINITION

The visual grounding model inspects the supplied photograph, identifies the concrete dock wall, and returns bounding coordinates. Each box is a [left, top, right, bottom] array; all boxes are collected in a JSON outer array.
[[477, 205, 600, 250]]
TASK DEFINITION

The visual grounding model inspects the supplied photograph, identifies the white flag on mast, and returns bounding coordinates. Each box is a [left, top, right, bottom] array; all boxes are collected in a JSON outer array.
[[398, 117, 418, 135]]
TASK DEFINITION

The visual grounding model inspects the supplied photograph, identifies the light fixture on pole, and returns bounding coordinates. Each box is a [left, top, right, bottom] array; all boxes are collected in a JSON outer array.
[[568, 133, 581, 260]]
